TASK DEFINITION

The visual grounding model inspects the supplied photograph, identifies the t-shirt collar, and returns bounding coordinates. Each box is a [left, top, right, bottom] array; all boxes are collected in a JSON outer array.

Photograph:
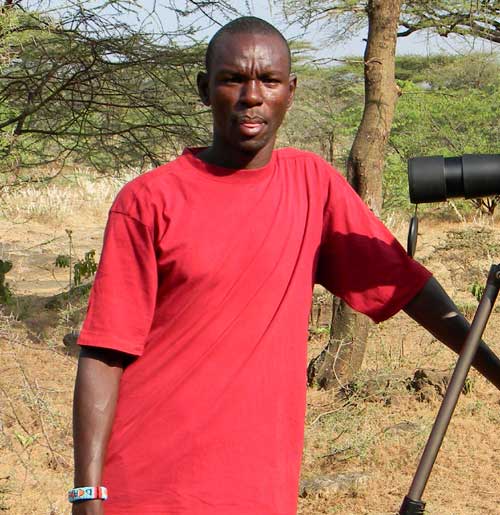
[[181, 147, 277, 184]]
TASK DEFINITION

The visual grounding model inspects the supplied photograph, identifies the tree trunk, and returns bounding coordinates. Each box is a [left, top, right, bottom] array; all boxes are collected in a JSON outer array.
[[308, 0, 402, 389]]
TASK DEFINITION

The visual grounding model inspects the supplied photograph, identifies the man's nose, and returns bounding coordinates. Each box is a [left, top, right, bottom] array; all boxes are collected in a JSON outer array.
[[239, 80, 263, 106]]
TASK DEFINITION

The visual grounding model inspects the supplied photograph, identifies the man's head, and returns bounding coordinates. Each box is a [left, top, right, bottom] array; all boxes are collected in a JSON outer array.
[[205, 17, 292, 75], [197, 17, 296, 169]]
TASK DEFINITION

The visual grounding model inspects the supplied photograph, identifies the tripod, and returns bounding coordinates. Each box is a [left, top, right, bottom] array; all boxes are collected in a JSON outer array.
[[399, 263, 500, 514]]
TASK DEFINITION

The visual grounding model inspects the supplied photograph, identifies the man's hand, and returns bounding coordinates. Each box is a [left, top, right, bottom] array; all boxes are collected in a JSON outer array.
[[404, 276, 500, 390], [72, 500, 105, 515]]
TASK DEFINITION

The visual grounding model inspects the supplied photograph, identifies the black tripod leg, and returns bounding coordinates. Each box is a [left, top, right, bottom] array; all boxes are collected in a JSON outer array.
[[399, 264, 500, 515]]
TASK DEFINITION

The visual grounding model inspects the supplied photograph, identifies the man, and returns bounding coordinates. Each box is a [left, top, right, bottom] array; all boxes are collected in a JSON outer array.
[[71, 16, 500, 515]]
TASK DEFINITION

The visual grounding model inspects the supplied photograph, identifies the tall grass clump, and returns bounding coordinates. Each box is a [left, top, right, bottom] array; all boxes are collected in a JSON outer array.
[[0, 168, 139, 223]]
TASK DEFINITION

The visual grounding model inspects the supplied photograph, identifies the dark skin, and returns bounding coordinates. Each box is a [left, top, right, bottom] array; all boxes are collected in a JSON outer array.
[[72, 30, 500, 514], [196, 31, 296, 170], [72, 348, 125, 515]]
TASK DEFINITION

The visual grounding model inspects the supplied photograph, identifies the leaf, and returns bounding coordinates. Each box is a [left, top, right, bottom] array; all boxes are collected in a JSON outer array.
[[55, 254, 70, 268]]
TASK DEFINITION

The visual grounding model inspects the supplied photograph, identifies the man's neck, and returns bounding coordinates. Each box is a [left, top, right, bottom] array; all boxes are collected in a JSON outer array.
[[197, 145, 274, 170]]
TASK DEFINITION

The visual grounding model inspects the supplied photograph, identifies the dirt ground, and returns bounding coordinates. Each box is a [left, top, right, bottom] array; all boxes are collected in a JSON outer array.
[[0, 181, 499, 515]]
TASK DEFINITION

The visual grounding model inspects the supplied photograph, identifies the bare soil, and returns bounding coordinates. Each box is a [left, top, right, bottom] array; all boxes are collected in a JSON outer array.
[[1, 201, 499, 515]]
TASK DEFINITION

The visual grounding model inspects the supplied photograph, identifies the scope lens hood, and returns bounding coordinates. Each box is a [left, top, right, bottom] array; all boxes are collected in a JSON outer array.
[[408, 156, 446, 204]]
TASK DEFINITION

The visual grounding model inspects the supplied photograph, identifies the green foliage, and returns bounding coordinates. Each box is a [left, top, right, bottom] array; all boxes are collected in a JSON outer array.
[[309, 325, 331, 337], [281, 61, 363, 164], [470, 282, 485, 303], [15, 431, 39, 449], [73, 250, 97, 287], [425, 53, 500, 90], [462, 377, 474, 395], [54, 255, 71, 269], [395, 54, 456, 83], [54, 228, 97, 290], [0, 259, 13, 304], [55, 250, 97, 288]]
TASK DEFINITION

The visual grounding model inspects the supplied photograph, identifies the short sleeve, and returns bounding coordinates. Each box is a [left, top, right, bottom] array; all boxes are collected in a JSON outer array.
[[78, 211, 158, 355], [316, 167, 432, 323]]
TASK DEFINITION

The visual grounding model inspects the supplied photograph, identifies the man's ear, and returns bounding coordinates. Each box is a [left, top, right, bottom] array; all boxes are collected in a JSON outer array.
[[197, 72, 210, 106], [287, 73, 297, 109]]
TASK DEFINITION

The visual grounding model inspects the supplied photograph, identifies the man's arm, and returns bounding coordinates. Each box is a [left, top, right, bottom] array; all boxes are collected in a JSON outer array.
[[72, 347, 128, 515], [403, 276, 500, 390]]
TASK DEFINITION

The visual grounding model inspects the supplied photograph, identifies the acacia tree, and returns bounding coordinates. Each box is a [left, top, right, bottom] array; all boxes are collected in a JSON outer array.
[[282, 0, 500, 389], [0, 1, 213, 183]]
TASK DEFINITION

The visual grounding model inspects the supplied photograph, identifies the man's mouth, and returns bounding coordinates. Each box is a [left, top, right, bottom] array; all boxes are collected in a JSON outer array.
[[237, 116, 266, 137]]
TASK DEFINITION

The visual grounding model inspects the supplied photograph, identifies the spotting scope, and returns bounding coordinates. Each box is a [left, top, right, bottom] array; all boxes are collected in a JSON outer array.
[[408, 154, 500, 204]]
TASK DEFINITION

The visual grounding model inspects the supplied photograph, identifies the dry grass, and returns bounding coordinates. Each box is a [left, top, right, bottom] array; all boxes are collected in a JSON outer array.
[[299, 311, 500, 515], [0, 310, 75, 515], [0, 171, 499, 514], [0, 169, 138, 225]]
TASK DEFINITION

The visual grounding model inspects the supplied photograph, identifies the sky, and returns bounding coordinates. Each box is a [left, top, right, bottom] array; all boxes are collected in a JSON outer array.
[[121, 0, 498, 62]]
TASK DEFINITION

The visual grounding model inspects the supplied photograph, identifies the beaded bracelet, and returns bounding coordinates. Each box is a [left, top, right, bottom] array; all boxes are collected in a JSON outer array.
[[68, 486, 108, 503]]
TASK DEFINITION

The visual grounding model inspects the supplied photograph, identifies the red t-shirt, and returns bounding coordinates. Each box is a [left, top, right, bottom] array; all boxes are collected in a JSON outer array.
[[78, 148, 431, 514]]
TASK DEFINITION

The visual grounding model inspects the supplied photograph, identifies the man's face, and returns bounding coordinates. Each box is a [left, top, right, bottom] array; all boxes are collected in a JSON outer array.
[[198, 32, 296, 163]]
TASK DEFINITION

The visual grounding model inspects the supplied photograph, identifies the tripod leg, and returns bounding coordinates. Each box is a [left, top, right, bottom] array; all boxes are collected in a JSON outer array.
[[399, 264, 500, 515]]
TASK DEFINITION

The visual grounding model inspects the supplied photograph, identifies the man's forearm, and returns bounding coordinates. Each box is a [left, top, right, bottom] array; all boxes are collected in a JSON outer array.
[[73, 347, 125, 489], [403, 276, 500, 390]]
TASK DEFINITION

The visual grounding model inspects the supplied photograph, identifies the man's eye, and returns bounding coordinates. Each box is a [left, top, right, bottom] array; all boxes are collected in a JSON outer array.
[[222, 76, 243, 83], [262, 77, 280, 84]]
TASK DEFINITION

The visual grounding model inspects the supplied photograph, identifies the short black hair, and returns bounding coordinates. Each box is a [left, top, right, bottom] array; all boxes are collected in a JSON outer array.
[[205, 16, 291, 74]]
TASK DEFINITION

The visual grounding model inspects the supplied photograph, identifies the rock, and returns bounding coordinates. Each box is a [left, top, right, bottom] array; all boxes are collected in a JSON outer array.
[[299, 472, 369, 498], [63, 331, 80, 347], [408, 369, 451, 401], [340, 373, 408, 405]]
